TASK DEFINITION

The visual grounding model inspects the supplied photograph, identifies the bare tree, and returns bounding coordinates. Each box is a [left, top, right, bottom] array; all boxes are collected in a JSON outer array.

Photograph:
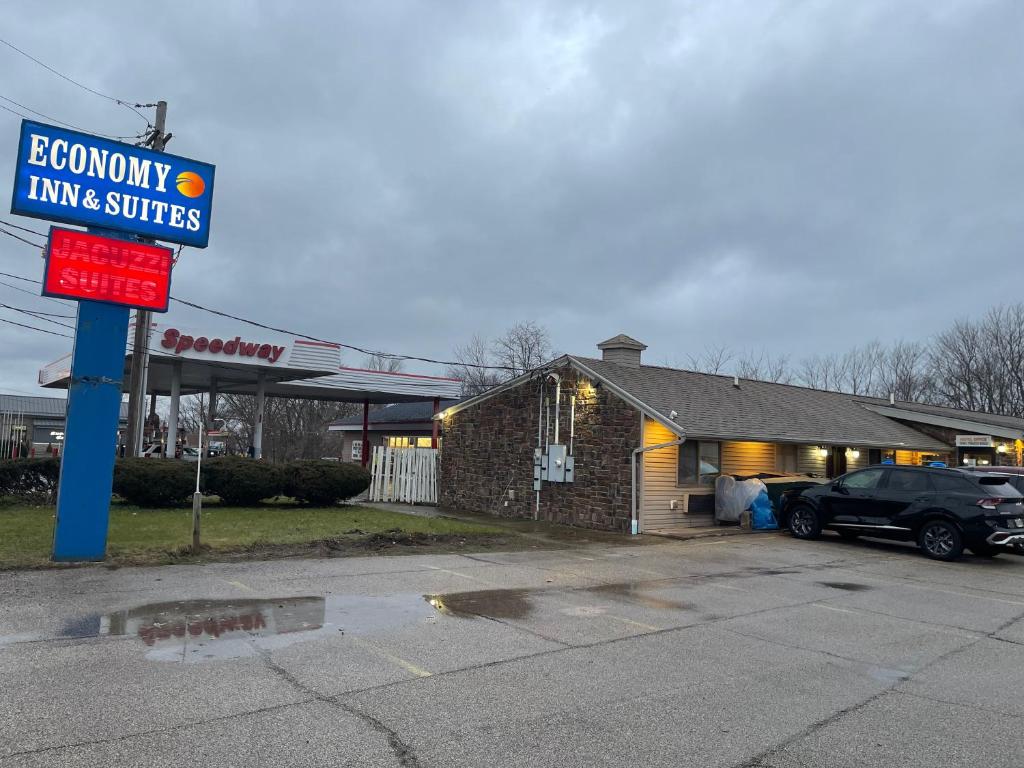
[[491, 321, 552, 376], [736, 349, 793, 383], [687, 345, 734, 375], [797, 353, 848, 392], [841, 341, 885, 395], [363, 354, 405, 373], [877, 340, 932, 403], [447, 322, 553, 396], [446, 334, 504, 396], [217, 394, 357, 461]]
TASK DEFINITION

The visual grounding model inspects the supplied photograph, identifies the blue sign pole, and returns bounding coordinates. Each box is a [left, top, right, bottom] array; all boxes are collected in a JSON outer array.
[[52, 233, 131, 560]]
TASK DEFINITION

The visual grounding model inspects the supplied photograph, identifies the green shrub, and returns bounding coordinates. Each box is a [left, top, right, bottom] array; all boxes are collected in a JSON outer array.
[[283, 460, 370, 506], [112, 458, 195, 507], [0, 457, 61, 504], [202, 457, 283, 506]]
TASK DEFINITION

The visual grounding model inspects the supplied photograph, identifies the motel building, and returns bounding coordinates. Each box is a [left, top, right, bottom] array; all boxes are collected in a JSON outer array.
[[38, 320, 462, 461], [437, 335, 1024, 534]]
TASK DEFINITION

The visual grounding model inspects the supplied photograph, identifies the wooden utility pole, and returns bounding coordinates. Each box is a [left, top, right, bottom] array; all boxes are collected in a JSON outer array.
[[126, 101, 168, 456]]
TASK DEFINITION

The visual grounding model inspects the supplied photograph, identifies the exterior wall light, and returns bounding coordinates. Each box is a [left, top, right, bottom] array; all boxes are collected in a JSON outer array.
[[817, 446, 829, 459], [997, 443, 1008, 454], [848, 449, 861, 459]]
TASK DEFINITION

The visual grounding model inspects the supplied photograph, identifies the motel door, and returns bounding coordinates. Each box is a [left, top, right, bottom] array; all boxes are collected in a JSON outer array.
[[827, 447, 848, 479]]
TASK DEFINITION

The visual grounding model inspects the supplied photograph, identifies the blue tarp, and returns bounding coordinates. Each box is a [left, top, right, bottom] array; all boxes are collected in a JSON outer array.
[[751, 490, 778, 530]]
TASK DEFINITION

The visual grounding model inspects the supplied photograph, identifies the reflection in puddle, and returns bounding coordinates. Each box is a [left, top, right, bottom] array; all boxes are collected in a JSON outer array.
[[426, 580, 693, 621], [426, 589, 533, 620], [100, 594, 436, 663], [582, 582, 689, 611]]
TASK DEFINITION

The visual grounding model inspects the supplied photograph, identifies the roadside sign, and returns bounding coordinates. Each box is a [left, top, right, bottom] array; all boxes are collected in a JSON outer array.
[[955, 435, 993, 448], [11, 120, 215, 247], [43, 227, 173, 312]]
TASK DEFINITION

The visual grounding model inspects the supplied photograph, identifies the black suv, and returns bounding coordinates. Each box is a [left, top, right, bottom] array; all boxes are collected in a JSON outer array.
[[778, 465, 1024, 561]]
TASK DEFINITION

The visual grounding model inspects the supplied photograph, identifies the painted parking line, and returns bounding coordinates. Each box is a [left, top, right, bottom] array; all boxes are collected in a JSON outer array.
[[812, 603, 858, 614], [425, 566, 489, 583], [603, 614, 662, 632], [225, 580, 253, 591], [347, 636, 432, 678]]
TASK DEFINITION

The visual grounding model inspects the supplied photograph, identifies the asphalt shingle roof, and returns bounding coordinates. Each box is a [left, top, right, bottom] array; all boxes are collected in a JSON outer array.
[[572, 358, 952, 450], [854, 396, 1024, 432], [0, 394, 129, 420], [330, 399, 459, 427]]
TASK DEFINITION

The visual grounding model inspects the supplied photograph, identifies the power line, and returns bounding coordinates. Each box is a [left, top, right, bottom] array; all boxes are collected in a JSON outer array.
[[0, 314, 72, 339], [0, 101, 31, 121], [0, 249, 514, 372], [0, 270, 45, 285], [0, 220, 48, 238], [168, 296, 516, 371], [0, 300, 74, 318], [0, 303, 75, 329], [0, 93, 146, 141], [0, 36, 154, 127], [0, 226, 45, 250]]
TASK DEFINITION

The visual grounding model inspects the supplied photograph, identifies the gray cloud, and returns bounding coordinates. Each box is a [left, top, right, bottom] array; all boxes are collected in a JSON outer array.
[[1, 0, 1022, 395]]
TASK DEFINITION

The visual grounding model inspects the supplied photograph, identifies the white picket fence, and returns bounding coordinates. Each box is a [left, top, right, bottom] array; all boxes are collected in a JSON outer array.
[[368, 446, 438, 504]]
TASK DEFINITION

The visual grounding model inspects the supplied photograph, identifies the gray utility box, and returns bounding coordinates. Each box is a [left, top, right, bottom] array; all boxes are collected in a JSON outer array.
[[539, 444, 575, 484]]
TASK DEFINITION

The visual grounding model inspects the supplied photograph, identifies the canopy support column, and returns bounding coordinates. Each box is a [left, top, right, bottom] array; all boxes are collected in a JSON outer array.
[[253, 370, 266, 459], [361, 399, 369, 467], [165, 360, 181, 459], [432, 397, 440, 449]]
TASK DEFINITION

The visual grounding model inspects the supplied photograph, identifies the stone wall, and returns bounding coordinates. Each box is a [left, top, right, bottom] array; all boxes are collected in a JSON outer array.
[[438, 365, 640, 532]]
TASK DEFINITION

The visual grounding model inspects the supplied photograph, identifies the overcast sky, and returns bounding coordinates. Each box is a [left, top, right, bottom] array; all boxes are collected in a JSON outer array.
[[1, 0, 1022, 396]]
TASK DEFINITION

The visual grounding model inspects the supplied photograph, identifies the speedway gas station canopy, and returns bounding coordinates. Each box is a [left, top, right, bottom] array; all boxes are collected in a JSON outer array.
[[39, 319, 463, 458], [40, 319, 462, 403]]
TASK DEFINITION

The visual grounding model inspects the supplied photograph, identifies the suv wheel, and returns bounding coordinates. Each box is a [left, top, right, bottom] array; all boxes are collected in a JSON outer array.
[[918, 519, 963, 561], [788, 505, 821, 540]]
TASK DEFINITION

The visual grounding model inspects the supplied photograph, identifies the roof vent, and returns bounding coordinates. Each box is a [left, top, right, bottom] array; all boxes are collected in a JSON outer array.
[[733, 375, 740, 388], [596, 334, 647, 369], [889, 392, 895, 405]]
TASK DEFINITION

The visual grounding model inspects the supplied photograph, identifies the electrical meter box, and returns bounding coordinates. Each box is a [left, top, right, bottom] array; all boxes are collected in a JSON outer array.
[[537, 445, 575, 485], [547, 444, 567, 482]]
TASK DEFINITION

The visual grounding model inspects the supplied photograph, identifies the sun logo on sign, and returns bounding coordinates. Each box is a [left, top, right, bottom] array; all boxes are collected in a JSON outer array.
[[176, 171, 206, 198]]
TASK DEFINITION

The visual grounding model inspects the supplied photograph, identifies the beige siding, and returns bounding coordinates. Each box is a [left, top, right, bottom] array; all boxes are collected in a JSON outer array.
[[845, 449, 869, 471], [721, 441, 776, 476], [640, 419, 683, 531], [797, 444, 828, 476], [640, 421, 717, 530]]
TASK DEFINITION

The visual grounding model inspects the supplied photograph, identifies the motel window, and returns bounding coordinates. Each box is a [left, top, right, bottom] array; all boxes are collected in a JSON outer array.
[[385, 436, 435, 449], [351, 440, 363, 461], [678, 441, 720, 486]]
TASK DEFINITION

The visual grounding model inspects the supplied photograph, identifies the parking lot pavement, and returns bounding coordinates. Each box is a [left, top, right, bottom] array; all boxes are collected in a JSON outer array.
[[1, 533, 1022, 767]]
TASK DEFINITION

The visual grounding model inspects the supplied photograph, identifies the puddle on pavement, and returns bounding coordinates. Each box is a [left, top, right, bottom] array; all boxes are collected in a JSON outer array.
[[425, 580, 692, 621], [93, 594, 436, 663], [425, 589, 533, 620], [581, 582, 689, 611], [818, 581, 873, 592]]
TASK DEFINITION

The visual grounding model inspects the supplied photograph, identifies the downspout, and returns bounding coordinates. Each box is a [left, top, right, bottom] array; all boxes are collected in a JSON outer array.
[[536, 380, 544, 519], [549, 373, 561, 444], [631, 436, 686, 536], [569, 394, 576, 455]]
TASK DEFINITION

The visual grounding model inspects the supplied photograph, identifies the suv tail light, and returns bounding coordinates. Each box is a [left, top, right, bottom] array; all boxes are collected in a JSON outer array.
[[976, 498, 1007, 510]]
